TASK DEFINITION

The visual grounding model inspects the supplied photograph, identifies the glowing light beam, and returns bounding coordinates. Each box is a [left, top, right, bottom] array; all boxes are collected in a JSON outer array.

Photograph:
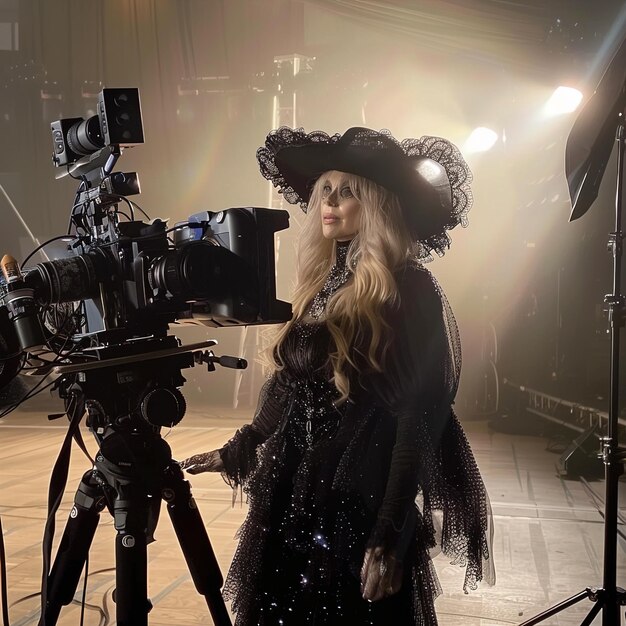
[[464, 127, 498, 153], [544, 86, 583, 116]]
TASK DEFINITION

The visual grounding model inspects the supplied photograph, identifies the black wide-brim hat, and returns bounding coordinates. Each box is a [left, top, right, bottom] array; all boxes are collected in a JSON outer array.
[[257, 126, 472, 258]]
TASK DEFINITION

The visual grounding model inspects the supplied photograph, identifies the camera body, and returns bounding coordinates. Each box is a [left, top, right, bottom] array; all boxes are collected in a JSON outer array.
[[40, 205, 291, 341], [51, 88, 144, 167]]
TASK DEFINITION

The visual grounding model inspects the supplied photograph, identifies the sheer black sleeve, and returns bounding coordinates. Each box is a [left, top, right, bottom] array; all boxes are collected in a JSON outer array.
[[364, 265, 450, 549], [219, 369, 292, 488], [365, 265, 494, 591]]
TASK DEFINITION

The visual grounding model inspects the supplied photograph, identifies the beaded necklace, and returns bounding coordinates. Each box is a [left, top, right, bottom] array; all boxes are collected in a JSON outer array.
[[308, 240, 353, 319]]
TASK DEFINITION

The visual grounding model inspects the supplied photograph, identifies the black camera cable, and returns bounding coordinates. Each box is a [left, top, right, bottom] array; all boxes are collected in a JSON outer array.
[[39, 389, 83, 625], [66, 179, 87, 235], [19, 236, 80, 272], [0, 369, 55, 419], [0, 557, 109, 626], [115, 196, 150, 221], [0, 381, 98, 626]]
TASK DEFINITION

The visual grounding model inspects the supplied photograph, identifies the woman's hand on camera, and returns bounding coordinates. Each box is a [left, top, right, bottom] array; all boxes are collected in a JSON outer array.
[[360, 546, 403, 602], [179, 450, 224, 474]]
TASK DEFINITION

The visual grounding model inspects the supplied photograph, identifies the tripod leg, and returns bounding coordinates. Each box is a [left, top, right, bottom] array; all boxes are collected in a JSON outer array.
[[519, 589, 591, 626], [163, 464, 232, 626], [113, 485, 152, 626], [580, 598, 603, 626], [39, 471, 105, 626]]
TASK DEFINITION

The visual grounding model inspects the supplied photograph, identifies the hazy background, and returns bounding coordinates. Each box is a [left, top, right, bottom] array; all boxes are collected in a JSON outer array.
[[1, 0, 625, 417]]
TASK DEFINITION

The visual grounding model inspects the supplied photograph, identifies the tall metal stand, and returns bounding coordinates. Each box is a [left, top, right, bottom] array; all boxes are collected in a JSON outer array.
[[520, 118, 626, 626]]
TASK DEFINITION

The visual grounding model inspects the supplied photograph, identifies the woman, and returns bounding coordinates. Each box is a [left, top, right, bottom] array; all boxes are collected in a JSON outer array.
[[182, 127, 494, 626]]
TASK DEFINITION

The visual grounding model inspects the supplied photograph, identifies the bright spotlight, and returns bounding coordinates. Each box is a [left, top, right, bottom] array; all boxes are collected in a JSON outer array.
[[544, 86, 583, 116], [465, 127, 498, 153]]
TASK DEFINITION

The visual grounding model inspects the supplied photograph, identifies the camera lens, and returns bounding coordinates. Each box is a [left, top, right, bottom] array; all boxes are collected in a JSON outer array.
[[35, 254, 99, 304], [151, 242, 226, 299], [66, 115, 104, 156], [150, 242, 255, 302]]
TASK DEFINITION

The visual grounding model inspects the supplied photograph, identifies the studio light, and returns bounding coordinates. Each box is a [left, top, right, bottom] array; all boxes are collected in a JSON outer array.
[[544, 86, 583, 116], [464, 127, 498, 153]]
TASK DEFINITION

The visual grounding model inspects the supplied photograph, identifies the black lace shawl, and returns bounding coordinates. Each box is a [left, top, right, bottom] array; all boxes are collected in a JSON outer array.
[[218, 259, 494, 625]]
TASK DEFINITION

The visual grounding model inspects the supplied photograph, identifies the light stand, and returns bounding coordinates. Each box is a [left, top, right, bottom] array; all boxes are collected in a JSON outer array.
[[519, 32, 626, 626]]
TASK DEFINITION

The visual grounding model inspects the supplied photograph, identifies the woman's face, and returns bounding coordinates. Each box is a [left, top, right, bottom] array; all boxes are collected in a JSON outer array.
[[319, 171, 362, 241]]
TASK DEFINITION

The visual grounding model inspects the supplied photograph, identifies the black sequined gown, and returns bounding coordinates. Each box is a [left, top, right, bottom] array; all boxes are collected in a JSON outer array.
[[218, 241, 494, 626]]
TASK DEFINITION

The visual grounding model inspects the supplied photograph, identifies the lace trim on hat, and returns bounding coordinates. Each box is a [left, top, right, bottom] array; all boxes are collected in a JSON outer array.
[[256, 127, 472, 260]]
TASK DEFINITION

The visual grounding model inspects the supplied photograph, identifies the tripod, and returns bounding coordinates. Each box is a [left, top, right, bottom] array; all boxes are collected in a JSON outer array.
[[38, 340, 238, 626], [520, 36, 626, 626]]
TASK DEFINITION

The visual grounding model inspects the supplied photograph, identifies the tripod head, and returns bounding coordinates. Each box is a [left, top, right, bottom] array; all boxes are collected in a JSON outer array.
[[52, 335, 245, 429]]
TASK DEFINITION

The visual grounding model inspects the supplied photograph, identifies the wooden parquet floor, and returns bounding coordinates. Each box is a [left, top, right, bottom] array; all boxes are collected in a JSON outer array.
[[1, 405, 625, 625]]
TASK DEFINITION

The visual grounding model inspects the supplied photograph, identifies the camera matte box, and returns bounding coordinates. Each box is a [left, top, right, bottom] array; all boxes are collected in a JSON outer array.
[[98, 88, 144, 147]]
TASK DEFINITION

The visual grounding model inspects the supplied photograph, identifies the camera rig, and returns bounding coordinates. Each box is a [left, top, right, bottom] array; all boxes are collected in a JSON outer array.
[[0, 87, 291, 626], [0, 87, 290, 406]]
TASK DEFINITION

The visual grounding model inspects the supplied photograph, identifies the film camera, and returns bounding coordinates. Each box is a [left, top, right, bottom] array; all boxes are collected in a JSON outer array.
[[0, 87, 290, 388], [0, 88, 290, 626]]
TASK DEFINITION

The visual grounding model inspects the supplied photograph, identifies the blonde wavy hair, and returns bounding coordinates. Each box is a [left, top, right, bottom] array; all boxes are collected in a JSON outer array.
[[269, 171, 415, 401]]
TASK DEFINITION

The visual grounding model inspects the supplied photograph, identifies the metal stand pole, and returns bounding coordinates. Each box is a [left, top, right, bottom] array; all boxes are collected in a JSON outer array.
[[520, 117, 626, 626]]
